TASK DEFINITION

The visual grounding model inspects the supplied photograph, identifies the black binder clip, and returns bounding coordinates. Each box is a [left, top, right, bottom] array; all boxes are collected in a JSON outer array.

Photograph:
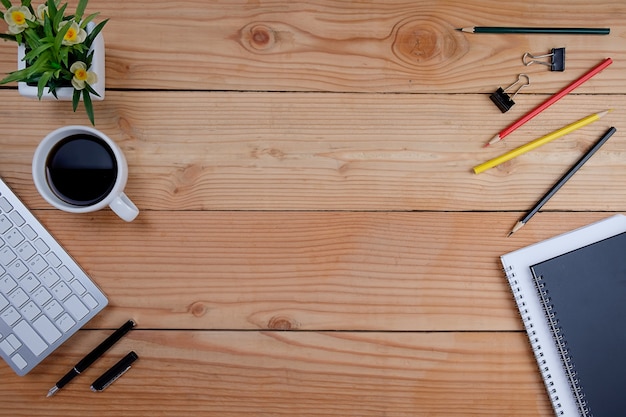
[[490, 74, 530, 113], [523, 48, 565, 71]]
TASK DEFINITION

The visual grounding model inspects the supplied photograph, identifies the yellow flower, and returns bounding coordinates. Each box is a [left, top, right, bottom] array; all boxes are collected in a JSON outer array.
[[58, 21, 87, 45], [70, 61, 97, 90], [4, 6, 34, 34]]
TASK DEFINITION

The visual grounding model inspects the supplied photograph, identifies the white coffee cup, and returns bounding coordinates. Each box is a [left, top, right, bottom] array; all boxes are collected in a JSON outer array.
[[32, 126, 139, 222]]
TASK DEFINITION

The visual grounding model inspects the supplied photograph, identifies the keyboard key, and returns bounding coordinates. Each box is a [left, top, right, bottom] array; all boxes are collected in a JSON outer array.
[[11, 353, 27, 370], [5, 229, 24, 247], [46, 252, 62, 268], [9, 211, 25, 227], [32, 287, 52, 306], [17, 242, 36, 261], [0, 339, 15, 355], [0, 197, 12, 212], [82, 293, 99, 309], [13, 320, 47, 356], [27, 255, 48, 275], [20, 301, 40, 321], [59, 266, 74, 280], [56, 313, 76, 333], [8, 288, 29, 308], [52, 282, 71, 301], [70, 280, 86, 295], [63, 295, 89, 320], [0, 294, 8, 310], [6, 334, 21, 350], [0, 215, 11, 234], [43, 300, 64, 320], [0, 276, 17, 294], [7, 260, 28, 279], [33, 238, 50, 254], [21, 224, 37, 240], [1, 306, 21, 327], [19, 274, 40, 293], [40, 268, 60, 287], [0, 247, 16, 266], [33, 316, 61, 344]]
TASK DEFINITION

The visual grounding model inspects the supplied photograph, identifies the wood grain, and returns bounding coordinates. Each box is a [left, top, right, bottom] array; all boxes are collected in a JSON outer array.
[[0, 1, 622, 415], [0, 210, 608, 332], [1, 1, 625, 93], [0, 330, 552, 417], [0, 91, 624, 212]]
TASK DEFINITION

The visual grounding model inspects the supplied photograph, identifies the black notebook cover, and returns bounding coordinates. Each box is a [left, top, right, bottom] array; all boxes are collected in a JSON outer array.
[[530, 231, 626, 417]]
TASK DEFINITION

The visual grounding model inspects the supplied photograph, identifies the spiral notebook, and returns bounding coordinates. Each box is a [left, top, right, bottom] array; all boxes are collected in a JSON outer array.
[[500, 214, 626, 417]]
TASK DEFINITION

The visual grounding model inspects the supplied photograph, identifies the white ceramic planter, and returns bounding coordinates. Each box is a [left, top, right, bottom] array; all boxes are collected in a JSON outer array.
[[16, 22, 105, 101]]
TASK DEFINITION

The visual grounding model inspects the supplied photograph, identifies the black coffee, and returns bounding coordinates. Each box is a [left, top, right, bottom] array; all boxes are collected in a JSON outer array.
[[45, 134, 118, 206]]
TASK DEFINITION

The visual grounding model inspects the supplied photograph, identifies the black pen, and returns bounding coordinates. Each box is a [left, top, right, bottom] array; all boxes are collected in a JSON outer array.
[[91, 351, 139, 392], [47, 320, 136, 397]]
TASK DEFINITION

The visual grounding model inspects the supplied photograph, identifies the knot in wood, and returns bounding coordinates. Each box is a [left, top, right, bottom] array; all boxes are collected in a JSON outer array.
[[267, 315, 298, 330], [392, 19, 466, 67], [189, 301, 208, 317], [244, 23, 276, 51]]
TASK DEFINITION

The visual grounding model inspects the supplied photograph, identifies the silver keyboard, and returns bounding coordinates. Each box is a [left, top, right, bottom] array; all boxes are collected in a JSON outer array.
[[0, 176, 108, 376]]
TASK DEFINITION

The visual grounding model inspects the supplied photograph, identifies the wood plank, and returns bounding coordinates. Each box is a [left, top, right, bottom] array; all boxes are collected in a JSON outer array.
[[1, 210, 605, 332], [1, 1, 625, 93], [0, 330, 553, 417], [1, 91, 624, 211]]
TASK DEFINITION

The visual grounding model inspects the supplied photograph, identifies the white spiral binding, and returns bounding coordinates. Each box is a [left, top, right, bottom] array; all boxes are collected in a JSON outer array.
[[504, 266, 571, 416]]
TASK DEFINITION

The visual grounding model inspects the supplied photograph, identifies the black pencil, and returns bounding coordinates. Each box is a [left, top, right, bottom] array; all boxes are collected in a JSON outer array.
[[458, 26, 610, 35], [508, 127, 617, 237]]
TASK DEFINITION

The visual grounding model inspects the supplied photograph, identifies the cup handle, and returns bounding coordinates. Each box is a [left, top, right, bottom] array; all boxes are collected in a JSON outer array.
[[109, 193, 139, 222]]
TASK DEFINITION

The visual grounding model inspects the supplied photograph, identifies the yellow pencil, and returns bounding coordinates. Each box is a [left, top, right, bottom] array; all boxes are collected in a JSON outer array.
[[473, 110, 611, 174]]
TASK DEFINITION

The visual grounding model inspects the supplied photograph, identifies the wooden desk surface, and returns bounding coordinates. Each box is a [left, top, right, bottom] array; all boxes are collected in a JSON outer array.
[[0, 1, 624, 415]]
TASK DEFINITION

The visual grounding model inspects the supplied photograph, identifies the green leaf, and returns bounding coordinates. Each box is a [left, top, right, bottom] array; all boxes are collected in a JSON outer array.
[[37, 71, 53, 98], [84, 81, 98, 96], [0, 0, 11, 10], [72, 88, 80, 112], [43, 13, 54, 39], [21, 0, 32, 8], [46, 0, 57, 20], [24, 43, 53, 62], [54, 4, 69, 29], [0, 34, 16, 42], [83, 88, 95, 125], [80, 12, 98, 29], [85, 18, 108, 45], [74, 0, 88, 22], [54, 20, 70, 54]]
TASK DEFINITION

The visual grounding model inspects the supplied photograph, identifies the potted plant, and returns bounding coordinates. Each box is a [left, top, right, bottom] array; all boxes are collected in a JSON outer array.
[[0, 0, 107, 124]]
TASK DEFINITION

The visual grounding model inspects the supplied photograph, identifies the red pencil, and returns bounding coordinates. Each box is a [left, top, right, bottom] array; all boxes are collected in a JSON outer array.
[[486, 57, 613, 147]]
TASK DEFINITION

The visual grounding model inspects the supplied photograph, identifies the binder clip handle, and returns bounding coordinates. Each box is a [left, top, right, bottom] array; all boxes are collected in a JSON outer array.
[[490, 74, 530, 113], [523, 48, 565, 71]]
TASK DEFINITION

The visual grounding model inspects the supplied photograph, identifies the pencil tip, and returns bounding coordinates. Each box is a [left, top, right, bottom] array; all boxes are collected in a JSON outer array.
[[47, 386, 58, 397], [486, 134, 501, 147], [509, 221, 525, 236], [598, 109, 612, 118]]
